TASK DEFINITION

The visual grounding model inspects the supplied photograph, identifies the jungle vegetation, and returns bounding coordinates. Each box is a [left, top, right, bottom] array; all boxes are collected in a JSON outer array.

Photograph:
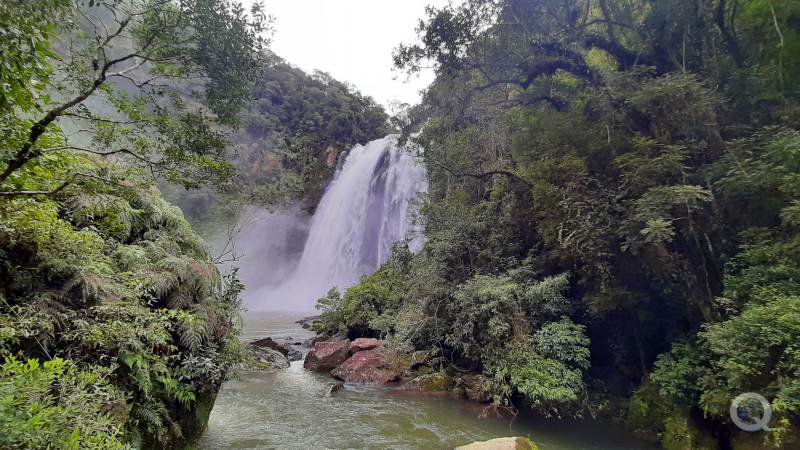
[[314, 1, 800, 449], [0, 0, 268, 448]]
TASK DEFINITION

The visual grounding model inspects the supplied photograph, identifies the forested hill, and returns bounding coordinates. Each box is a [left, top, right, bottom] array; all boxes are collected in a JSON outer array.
[[314, 1, 800, 449], [167, 58, 390, 233]]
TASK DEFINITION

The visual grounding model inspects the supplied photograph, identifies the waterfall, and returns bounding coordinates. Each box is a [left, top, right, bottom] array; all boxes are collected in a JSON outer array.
[[250, 135, 427, 311]]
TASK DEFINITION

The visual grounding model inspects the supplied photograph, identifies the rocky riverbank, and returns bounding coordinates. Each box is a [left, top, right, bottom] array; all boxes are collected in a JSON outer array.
[[301, 337, 501, 407]]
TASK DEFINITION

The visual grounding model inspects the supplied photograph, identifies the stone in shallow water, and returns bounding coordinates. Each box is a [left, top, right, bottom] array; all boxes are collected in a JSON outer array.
[[245, 346, 289, 370], [303, 340, 350, 371], [456, 437, 539, 450], [330, 347, 400, 384]]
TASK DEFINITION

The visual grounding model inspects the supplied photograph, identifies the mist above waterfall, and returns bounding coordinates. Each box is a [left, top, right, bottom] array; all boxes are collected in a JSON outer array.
[[215, 206, 310, 302], [235, 135, 426, 312]]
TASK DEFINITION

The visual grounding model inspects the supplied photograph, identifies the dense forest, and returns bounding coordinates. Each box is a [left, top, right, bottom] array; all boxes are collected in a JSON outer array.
[[3, 0, 800, 449], [313, 1, 800, 449], [0, 0, 268, 448]]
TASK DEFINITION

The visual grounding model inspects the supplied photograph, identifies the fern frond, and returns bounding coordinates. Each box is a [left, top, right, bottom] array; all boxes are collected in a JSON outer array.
[[167, 292, 193, 310], [61, 272, 108, 305], [178, 312, 209, 353]]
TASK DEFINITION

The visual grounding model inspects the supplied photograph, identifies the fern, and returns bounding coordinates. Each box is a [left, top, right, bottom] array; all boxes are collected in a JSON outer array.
[[61, 272, 109, 305], [167, 292, 193, 310], [66, 193, 137, 240], [177, 312, 209, 353], [132, 400, 167, 434]]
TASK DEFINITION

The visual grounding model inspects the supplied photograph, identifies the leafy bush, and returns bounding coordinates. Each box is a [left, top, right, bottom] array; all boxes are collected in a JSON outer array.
[[0, 153, 245, 447], [0, 357, 128, 450], [314, 250, 409, 338]]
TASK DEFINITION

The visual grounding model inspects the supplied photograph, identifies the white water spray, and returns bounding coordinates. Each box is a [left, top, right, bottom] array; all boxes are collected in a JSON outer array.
[[250, 135, 427, 311]]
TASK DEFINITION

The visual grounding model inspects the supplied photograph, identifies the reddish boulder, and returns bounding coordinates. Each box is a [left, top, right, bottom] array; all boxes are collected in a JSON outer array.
[[349, 337, 379, 354], [331, 348, 400, 384], [303, 340, 350, 371]]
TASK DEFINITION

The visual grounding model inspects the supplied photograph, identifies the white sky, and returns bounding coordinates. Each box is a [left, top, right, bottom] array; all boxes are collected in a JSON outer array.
[[243, 0, 448, 109]]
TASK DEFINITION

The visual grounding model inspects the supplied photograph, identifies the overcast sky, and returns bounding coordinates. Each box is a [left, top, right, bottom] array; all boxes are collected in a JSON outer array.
[[243, 0, 447, 109]]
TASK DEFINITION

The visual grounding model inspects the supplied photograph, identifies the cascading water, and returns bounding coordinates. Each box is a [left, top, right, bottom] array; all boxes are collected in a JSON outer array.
[[250, 135, 427, 311]]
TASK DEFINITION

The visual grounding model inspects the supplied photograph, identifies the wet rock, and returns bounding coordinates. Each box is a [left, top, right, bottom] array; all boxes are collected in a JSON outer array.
[[303, 339, 350, 371], [252, 336, 302, 362], [349, 337, 379, 353], [456, 437, 539, 450], [330, 347, 400, 384], [245, 346, 289, 370], [252, 337, 288, 355], [284, 346, 302, 362], [460, 373, 492, 402], [401, 372, 453, 392], [326, 382, 345, 396]]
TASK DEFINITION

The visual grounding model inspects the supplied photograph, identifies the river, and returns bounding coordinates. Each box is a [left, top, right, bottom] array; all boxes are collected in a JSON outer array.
[[199, 311, 657, 450]]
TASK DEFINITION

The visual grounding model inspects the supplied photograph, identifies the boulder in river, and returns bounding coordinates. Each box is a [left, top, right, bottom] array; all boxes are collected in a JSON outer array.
[[456, 437, 539, 450], [401, 372, 453, 392], [460, 373, 493, 402], [245, 345, 290, 370], [330, 347, 400, 384], [349, 337, 379, 353], [252, 336, 302, 362], [304, 339, 350, 371]]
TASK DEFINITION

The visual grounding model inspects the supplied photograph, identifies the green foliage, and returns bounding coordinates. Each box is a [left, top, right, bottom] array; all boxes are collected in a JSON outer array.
[[367, 0, 800, 444], [0, 0, 71, 112], [314, 250, 408, 338], [0, 0, 271, 201], [0, 356, 129, 450], [0, 150, 244, 447], [491, 342, 587, 417]]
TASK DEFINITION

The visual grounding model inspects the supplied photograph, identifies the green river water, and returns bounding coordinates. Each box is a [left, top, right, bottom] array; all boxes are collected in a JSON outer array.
[[198, 312, 658, 450]]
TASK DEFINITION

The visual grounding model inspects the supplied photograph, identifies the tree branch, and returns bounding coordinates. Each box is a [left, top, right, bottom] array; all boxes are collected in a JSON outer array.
[[0, 180, 72, 198], [427, 156, 532, 187]]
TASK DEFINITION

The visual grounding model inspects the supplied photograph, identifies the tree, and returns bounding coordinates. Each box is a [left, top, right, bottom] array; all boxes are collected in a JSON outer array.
[[0, 0, 272, 196]]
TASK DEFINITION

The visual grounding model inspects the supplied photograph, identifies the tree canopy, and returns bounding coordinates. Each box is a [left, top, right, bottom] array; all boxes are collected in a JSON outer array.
[[318, 1, 800, 448]]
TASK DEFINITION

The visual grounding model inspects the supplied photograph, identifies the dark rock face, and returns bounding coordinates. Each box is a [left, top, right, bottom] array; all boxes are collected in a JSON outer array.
[[460, 374, 492, 402], [252, 337, 288, 355], [303, 340, 350, 371], [252, 336, 302, 362], [330, 347, 400, 384], [178, 387, 218, 444], [349, 337, 379, 353]]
